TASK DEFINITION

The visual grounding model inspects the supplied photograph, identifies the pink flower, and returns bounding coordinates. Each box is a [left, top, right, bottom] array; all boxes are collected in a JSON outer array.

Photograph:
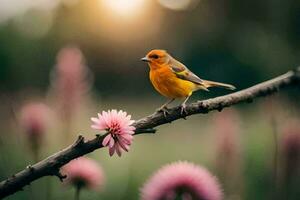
[[214, 110, 240, 158], [62, 157, 105, 190], [141, 161, 223, 200], [282, 121, 300, 156], [20, 102, 51, 139], [281, 120, 300, 183], [20, 102, 51, 161], [91, 110, 135, 157], [213, 110, 241, 182], [51, 46, 92, 119], [212, 110, 242, 197]]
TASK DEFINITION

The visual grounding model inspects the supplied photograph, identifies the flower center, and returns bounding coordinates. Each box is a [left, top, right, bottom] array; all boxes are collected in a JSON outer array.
[[108, 122, 121, 135]]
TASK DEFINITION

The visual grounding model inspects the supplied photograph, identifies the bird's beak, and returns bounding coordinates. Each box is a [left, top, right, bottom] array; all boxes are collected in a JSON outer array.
[[141, 56, 150, 62]]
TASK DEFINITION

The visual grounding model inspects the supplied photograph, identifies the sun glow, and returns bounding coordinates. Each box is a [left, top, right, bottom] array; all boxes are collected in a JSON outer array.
[[101, 0, 146, 17]]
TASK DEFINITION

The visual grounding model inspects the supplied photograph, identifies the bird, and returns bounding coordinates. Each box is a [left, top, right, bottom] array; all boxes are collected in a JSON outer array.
[[141, 49, 236, 116]]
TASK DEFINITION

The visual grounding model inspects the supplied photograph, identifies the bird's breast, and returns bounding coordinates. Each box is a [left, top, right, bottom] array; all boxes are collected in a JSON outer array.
[[149, 67, 195, 98]]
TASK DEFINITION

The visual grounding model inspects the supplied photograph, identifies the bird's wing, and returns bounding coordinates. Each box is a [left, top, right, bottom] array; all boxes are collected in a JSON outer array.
[[170, 59, 204, 85]]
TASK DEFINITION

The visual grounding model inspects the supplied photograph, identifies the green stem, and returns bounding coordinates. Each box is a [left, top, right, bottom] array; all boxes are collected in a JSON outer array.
[[268, 98, 279, 200], [74, 185, 81, 200]]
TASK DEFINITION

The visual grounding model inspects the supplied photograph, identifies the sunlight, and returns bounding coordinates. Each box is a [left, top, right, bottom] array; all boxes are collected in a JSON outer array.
[[158, 0, 200, 11], [101, 0, 146, 17]]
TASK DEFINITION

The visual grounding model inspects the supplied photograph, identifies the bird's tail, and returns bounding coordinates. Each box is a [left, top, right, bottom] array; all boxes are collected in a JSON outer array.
[[201, 80, 236, 90]]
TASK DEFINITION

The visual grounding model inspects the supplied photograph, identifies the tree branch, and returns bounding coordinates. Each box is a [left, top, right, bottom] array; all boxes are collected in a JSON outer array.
[[0, 67, 299, 199]]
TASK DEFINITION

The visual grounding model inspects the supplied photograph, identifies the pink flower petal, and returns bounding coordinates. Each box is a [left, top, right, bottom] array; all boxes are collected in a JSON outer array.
[[124, 130, 135, 135], [118, 110, 126, 118], [91, 115, 108, 130], [121, 126, 136, 133], [128, 120, 135, 125], [109, 145, 115, 156], [121, 134, 133, 143], [102, 134, 112, 146], [91, 117, 99, 123], [101, 111, 110, 126], [91, 125, 100, 129], [108, 137, 115, 148], [118, 139, 130, 152], [115, 142, 122, 157]]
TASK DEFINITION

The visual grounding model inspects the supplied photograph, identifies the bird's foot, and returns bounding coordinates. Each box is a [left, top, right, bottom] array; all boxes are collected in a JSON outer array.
[[180, 103, 188, 117], [156, 106, 170, 118]]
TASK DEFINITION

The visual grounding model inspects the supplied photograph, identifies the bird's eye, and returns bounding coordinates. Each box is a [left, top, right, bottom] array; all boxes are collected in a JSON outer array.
[[151, 54, 159, 59]]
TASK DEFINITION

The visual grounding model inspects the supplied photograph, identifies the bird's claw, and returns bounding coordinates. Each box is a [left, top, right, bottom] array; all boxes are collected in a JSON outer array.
[[156, 107, 170, 118], [180, 104, 188, 117]]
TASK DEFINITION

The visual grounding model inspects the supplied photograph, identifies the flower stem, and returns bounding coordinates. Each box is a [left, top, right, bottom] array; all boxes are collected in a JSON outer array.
[[268, 98, 279, 200], [74, 185, 81, 200]]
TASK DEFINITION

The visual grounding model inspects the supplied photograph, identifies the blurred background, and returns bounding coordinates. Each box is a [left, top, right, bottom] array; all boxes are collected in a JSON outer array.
[[0, 0, 299, 199]]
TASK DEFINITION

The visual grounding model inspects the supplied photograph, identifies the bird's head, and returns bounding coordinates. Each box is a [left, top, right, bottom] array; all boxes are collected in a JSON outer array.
[[141, 49, 170, 65]]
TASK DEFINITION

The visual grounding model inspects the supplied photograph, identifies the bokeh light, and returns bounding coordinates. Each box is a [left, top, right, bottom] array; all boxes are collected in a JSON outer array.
[[158, 0, 200, 11], [101, 0, 146, 17], [13, 9, 54, 39], [0, 0, 60, 23]]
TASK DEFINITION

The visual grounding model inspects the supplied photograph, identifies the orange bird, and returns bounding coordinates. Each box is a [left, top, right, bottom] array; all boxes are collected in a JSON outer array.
[[141, 49, 236, 116]]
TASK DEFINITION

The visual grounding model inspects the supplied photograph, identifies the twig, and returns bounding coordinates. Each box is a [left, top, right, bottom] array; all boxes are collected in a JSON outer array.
[[0, 67, 299, 199]]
